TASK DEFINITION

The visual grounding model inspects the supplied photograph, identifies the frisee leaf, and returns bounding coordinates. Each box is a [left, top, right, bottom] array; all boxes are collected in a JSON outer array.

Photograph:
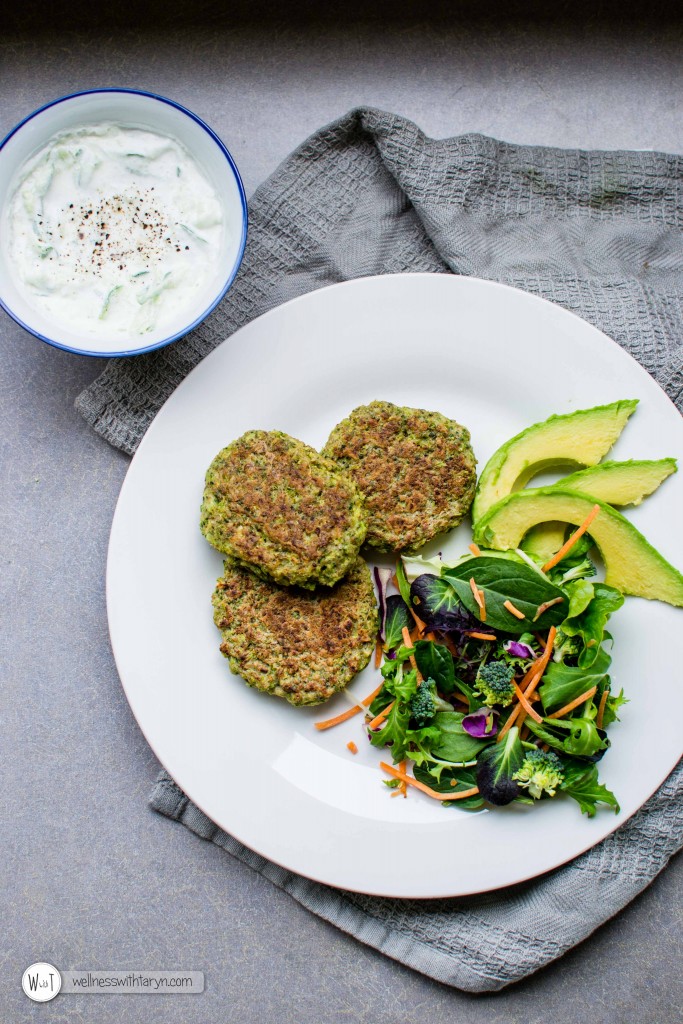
[[560, 762, 620, 817]]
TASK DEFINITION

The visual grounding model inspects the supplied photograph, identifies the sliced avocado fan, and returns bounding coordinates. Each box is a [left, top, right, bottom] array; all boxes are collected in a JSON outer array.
[[472, 399, 638, 523], [473, 487, 683, 607], [522, 458, 678, 560]]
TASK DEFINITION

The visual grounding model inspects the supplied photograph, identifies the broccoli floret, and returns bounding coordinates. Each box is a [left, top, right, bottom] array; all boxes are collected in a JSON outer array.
[[559, 557, 597, 583], [513, 749, 565, 799], [410, 680, 437, 727], [475, 660, 515, 707], [553, 629, 583, 663]]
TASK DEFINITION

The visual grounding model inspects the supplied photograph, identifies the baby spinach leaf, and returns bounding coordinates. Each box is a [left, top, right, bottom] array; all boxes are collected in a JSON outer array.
[[430, 711, 491, 763], [565, 579, 595, 618], [414, 764, 484, 810], [539, 646, 612, 713], [476, 726, 524, 805], [560, 761, 620, 817], [443, 557, 566, 633], [413, 639, 456, 694], [384, 595, 411, 650]]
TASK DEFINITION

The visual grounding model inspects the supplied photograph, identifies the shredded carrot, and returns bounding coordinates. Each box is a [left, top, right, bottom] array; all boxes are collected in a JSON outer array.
[[391, 573, 399, 589], [542, 504, 601, 572], [497, 626, 556, 741], [402, 626, 423, 681], [346, 741, 358, 754], [409, 607, 427, 635], [513, 681, 543, 724], [596, 688, 609, 730], [368, 701, 395, 730], [380, 762, 479, 801], [374, 638, 383, 669], [479, 590, 487, 622], [533, 596, 565, 622], [503, 599, 525, 620], [443, 636, 459, 656], [314, 681, 384, 731], [520, 724, 530, 742], [451, 691, 469, 705], [497, 705, 524, 742], [468, 543, 482, 557], [399, 758, 408, 798], [469, 577, 484, 609], [548, 685, 597, 720], [425, 631, 438, 642], [466, 631, 497, 641]]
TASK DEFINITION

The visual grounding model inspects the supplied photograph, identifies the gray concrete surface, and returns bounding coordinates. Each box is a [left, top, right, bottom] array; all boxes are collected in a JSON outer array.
[[2, 14, 682, 1023]]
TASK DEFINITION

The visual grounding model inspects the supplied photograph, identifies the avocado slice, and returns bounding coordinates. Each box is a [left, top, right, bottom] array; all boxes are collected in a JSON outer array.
[[473, 487, 683, 607], [522, 458, 678, 559], [472, 400, 639, 523]]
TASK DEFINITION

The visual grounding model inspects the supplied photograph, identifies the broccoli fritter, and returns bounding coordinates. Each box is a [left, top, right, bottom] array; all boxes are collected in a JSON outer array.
[[200, 430, 367, 589], [322, 401, 476, 552], [212, 555, 378, 706]]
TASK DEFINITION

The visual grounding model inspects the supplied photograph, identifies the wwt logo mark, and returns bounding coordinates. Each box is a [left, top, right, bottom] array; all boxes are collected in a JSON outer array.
[[22, 963, 62, 1002]]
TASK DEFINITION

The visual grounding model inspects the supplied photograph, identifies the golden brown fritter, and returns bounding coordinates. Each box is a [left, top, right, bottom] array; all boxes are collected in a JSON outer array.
[[212, 555, 378, 706], [323, 401, 476, 552], [200, 430, 367, 589]]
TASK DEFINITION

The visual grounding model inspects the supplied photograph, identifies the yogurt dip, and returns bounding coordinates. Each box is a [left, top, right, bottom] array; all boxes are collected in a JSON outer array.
[[6, 122, 224, 338]]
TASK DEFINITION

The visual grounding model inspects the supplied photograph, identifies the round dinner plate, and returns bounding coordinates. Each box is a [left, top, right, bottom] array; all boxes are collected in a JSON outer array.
[[107, 273, 683, 898]]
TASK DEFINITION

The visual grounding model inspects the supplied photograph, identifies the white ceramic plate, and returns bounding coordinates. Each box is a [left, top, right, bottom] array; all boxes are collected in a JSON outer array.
[[107, 274, 683, 898]]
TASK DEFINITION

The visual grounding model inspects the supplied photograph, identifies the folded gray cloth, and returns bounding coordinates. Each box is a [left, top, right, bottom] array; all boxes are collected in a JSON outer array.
[[77, 108, 683, 992]]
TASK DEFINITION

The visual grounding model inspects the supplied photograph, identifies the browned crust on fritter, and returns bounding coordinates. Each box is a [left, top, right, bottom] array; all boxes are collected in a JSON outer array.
[[212, 556, 378, 706], [200, 430, 367, 588], [323, 401, 477, 552]]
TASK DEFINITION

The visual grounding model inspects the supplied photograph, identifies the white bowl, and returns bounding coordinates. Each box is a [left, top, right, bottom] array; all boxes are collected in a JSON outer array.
[[0, 89, 247, 357]]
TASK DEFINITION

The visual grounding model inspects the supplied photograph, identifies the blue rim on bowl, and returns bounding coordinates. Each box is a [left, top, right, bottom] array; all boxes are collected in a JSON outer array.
[[0, 88, 248, 358]]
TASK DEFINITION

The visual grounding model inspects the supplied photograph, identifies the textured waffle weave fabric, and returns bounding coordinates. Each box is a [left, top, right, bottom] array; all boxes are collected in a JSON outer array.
[[77, 108, 683, 991]]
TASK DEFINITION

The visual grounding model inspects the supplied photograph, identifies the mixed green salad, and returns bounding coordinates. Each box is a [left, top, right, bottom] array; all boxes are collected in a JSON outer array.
[[312, 399, 683, 815], [344, 532, 625, 816]]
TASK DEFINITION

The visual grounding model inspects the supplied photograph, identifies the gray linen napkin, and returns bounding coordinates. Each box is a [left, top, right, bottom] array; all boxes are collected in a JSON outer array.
[[77, 108, 683, 992]]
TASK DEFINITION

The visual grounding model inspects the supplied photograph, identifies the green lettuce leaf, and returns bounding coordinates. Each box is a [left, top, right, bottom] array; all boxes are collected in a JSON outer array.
[[443, 557, 567, 633]]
